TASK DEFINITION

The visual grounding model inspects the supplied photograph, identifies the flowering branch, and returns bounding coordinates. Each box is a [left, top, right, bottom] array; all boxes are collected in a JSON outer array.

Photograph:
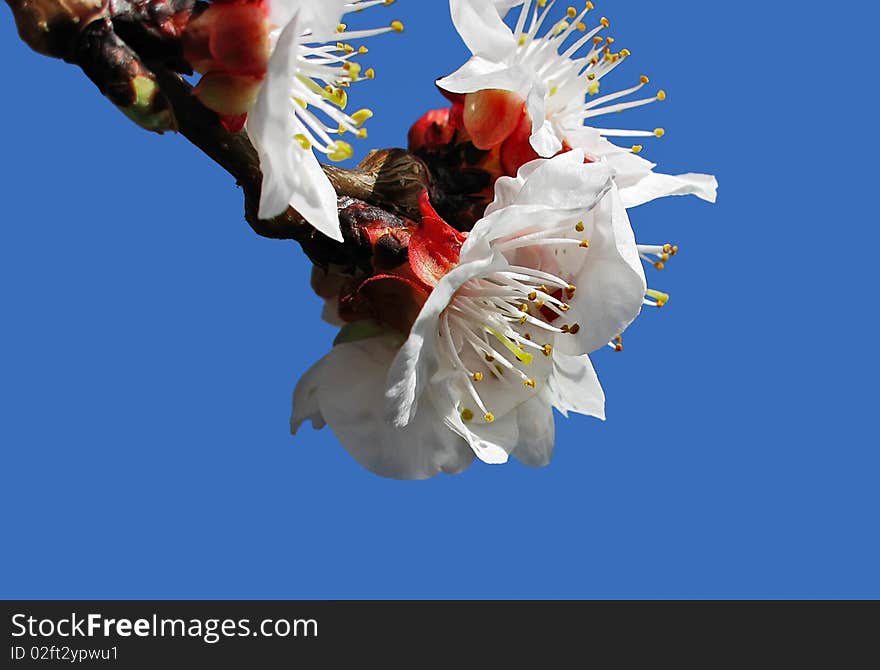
[[5, 0, 430, 258], [7, 0, 719, 478]]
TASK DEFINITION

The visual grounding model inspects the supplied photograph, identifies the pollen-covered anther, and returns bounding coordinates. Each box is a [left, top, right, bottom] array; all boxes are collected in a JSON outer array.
[[639, 244, 677, 269], [523, 378, 537, 388], [461, 408, 474, 422], [278, 1, 401, 170], [542, 344, 553, 357], [645, 289, 670, 308]]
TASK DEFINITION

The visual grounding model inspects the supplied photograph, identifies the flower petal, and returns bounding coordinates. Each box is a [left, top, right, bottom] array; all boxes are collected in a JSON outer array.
[[525, 82, 562, 157], [557, 185, 646, 355], [449, 0, 517, 62], [547, 352, 605, 420], [493, 0, 524, 17], [511, 394, 556, 467], [290, 354, 329, 433], [269, 0, 348, 40], [295, 335, 475, 479], [565, 127, 718, 208], [437, 58, 531, 96], [246, 14, 343, 241], [385, 251, 509, 427], [435, 382, 517, 464], [619, 172, 719, 209]]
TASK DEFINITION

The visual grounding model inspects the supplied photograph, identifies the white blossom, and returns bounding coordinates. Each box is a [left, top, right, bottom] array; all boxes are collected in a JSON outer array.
[[438, 0, 717, 208], [247, 1, 403, 240]]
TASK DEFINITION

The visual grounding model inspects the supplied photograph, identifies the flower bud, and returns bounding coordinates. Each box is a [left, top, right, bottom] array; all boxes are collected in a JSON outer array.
[[183, 0, 270, 119], [500, 111, 540, 176], [193, 72, 262, 116], [408, 108, 456, 153], [462, 89, 524, 150], [208, 3, 270, 76]]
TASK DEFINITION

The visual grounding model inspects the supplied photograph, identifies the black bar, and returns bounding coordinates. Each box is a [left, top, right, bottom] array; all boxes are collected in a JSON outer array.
[[2, 601, 878, 666]]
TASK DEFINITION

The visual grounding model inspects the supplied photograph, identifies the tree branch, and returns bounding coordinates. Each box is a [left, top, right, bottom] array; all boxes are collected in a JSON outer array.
[[5, 0, 432, 257]]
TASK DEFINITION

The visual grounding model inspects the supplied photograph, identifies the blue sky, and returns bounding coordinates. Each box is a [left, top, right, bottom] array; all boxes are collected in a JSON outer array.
[[1, 1, 876, 598]]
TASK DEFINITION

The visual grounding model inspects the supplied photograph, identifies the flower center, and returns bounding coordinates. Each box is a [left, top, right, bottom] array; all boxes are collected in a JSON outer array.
[[289, 4, 404, 161], [510, 1, 667, 144], [440, 219, 593, 424]]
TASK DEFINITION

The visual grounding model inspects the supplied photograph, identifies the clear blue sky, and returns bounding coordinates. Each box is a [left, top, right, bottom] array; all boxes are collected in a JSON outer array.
[[1, 1, 876, 598]]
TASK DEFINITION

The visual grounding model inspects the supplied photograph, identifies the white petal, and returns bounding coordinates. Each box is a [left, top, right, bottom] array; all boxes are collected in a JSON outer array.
[[449, 0, 517, 62], [566, 127, 719, 208], [436, 382, 517, 464], [511, 150, 611, 209], [557, 186, 646, 355], [525, 82, 562, 157], [547, 352, 605, 420], [385, 251, 509, 427], [290, 355, 329, 433], [320, 298, 345, 326], [529, 121, 563, 158], [437, 58, 531, 95], [493, 0, 524, 17], [270, 0, 347, 39], [455, 417, 517, 464], [511, 395, 556, 467], [619, 172, 719, 209], [246, 15, 343, 242], [297, 336, 475, 479]]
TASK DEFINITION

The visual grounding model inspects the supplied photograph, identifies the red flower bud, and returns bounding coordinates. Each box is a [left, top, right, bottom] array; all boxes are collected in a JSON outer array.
[[499, 110, 539, 176], [193, 72, 262, 116], [462, 89, 525, 150], [208, 3, 270, 76], [408, 108, 456, 153], [183, 0, 270, 120]]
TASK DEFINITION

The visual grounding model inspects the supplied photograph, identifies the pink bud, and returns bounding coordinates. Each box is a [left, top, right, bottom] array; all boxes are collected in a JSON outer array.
[[193, 72, 262, 116], [408, 108, 456, 153], [462, 89, 525, 150], [209, 3, 270, 76], [500, 111, 540, 176]]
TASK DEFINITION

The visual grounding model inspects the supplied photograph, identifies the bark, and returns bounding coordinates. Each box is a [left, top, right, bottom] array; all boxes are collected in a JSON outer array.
[[5, 0, 431, 263]]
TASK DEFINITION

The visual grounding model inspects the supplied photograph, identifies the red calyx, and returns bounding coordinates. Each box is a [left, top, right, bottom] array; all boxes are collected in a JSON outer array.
[[408, 191, 467, 288], [408, 108, 456, 153]]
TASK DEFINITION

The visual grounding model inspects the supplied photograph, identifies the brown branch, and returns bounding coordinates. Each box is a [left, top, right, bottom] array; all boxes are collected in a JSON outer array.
[[5, 0, 432, 255]]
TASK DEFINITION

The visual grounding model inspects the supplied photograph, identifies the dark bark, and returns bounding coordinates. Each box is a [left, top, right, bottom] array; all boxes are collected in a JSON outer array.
[[5, 0, 432, 264]]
